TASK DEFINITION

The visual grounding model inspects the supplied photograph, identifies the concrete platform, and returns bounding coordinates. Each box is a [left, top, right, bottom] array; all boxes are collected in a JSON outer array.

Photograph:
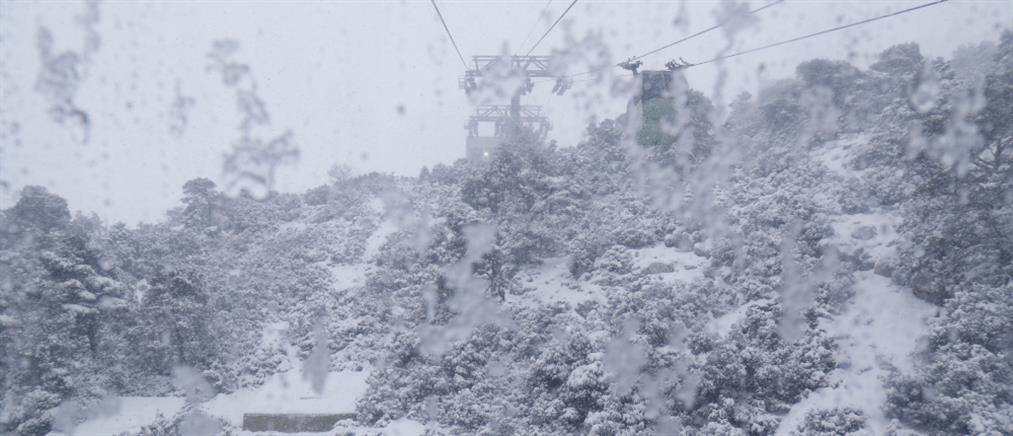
[[242, 413, 356, 433]]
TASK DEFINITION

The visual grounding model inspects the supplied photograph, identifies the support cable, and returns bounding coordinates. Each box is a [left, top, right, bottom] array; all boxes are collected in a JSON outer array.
[[552, 0, 950, 85], [631, 0, 784, 62], [518, 0, 554, 53], [524, 0, 580, 57], [684, 0, 951, 68], [430, 0, 470, 70], [565, 0, 784, 79]]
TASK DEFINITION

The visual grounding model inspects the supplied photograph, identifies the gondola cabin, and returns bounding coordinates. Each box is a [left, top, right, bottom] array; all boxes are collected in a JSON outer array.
[[628, 70, 687, 146]]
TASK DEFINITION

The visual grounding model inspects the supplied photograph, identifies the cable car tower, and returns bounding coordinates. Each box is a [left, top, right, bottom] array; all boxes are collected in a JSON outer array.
[[459, 55, 570, 162], [428, 0, 580, 162]]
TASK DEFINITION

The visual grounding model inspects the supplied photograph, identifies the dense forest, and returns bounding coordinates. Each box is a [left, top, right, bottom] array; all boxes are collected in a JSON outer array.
[[2, 32, 1011, 435]]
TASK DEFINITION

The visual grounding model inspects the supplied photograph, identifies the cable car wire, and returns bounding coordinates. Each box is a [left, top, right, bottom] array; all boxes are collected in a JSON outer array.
[[524, 0, 580, 57], [631, 0, 784, 62], [683, 0, 951, 68], [551, 0, 951, 88], [430, 0, 470, 71], [565, 0, 784, 79], [518, 0, 554, 53]]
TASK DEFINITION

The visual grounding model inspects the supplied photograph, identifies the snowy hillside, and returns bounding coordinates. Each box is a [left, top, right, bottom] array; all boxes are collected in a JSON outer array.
[[3, 28, 1012, 436]]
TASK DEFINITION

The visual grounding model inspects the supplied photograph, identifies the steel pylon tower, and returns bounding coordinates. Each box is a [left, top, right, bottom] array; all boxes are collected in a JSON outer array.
[[459, 55, 570, 138], [466, 105, 552, 140]]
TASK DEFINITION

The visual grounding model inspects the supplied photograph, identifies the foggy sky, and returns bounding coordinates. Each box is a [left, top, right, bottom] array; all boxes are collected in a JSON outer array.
[[1, 0, 1010, 224]]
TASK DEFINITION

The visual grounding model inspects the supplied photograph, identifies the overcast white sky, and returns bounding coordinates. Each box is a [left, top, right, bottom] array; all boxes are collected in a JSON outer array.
[[1, 0, 1010, 224]]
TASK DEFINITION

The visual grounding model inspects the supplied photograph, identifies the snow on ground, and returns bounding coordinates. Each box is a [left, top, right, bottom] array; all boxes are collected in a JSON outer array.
[[377, 419, 429, 435], [326, 212, 396, 290], [513, 245, 707, 311], [230, 418, 430, 436], [515, 256, 605, 307], [363, 219, 397, 262], [362, 197, 400, 262], [261, 320, 291, 348], [631, 244, 708, 285], [775, 271, 935, 435], [199, 365, 370, 428], [279, 220, 309, 232], [59, 365, 371, 435], [339, 418, 428, 436], [59, 397, 185, 436], [329, 263, 367, 290], [829, 211, 901, 263], [776, 209, 935, 435], [813, 134, 871, 178], [707, 302, 751, 339]]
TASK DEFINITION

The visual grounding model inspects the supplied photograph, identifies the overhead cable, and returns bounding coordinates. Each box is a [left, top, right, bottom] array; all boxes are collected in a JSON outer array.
[[684, 0, 951, 68], [524, 0, 580, 57], [430, 0, 470, 70]]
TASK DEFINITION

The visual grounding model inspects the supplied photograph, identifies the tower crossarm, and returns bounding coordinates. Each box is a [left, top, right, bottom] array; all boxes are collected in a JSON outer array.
[[464, 55, 556, 79], [472, 105, 545, 121], [466, 104, 551, 139]]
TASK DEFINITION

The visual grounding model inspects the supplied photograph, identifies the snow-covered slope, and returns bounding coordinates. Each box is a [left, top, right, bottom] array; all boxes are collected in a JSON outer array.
[[198, 366, 370, 428], [776, 271, 935, 435], [62, 398, 186, 436], [513, 244, 708, 308], [776, 209, 936, 435], [515, 256, 605, 306]]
